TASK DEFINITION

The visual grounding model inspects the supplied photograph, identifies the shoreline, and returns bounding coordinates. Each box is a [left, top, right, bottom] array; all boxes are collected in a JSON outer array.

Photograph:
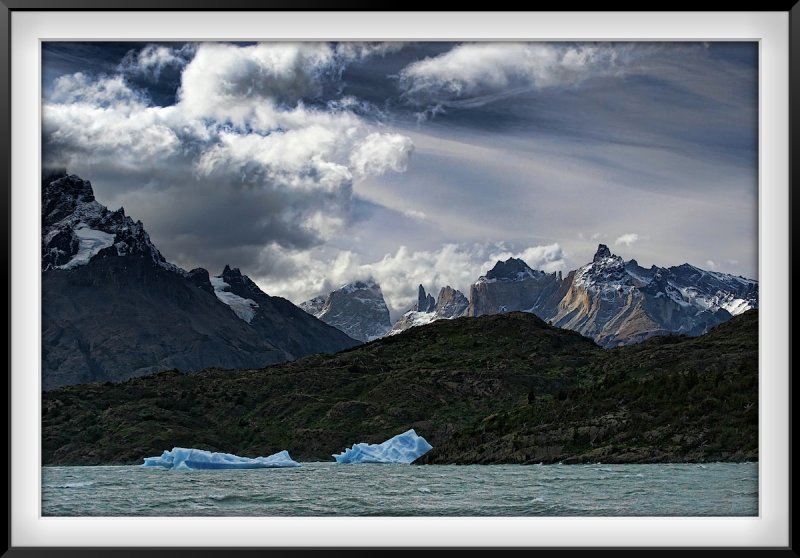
[[42, 459, 759, 468]]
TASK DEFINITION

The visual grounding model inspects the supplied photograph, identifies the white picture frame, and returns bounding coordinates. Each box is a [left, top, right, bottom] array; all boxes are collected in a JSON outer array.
[[6, 9, 791, 550]]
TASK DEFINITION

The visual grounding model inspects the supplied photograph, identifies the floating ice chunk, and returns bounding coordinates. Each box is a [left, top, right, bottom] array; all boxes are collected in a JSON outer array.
[[141, 447, 300, 470], [333, 429, 433, 464]]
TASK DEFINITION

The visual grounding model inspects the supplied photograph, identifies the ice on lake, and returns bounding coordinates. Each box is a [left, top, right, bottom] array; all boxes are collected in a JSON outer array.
[[333, 429, 433, 464], [141, 447, 300, 470]]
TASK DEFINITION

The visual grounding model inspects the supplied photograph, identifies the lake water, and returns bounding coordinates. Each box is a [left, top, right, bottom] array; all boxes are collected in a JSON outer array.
[[42, 462, 758, 516]]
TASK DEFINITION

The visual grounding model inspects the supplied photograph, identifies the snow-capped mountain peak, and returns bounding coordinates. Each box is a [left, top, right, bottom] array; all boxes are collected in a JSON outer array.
[[301, 278, 392, 342], [593, 243, 612, 262], [465, 243, 757, 347], [573, 245, 632, 292], [41, 171, 183, 275]]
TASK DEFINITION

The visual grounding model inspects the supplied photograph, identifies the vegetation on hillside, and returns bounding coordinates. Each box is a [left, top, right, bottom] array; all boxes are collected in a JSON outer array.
[[43, 311, 758, 465]]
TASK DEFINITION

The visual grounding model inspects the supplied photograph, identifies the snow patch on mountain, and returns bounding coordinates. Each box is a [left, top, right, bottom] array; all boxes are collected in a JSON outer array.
[[210, 276, 259, 323], [387, 310, 436, 335], [56, 226, 116, 270]]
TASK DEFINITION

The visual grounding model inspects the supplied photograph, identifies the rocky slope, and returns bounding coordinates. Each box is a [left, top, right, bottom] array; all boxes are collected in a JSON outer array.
[[300, 280, 392, 342], [467, 257, 571, 318], [42, 310, 757, 465], [42, 171, 359, 389]]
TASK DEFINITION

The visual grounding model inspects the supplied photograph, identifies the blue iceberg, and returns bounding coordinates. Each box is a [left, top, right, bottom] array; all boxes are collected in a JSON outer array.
[[333, 429, 433, 464], [141, 447, 301, 470]]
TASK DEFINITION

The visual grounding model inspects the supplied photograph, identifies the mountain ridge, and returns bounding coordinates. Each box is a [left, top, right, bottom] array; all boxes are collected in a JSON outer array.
[[41, 171, 360, 389]]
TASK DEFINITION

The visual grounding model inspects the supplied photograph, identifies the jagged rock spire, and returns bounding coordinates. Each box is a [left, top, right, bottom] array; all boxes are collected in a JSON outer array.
[[593, 244, 612, 262]]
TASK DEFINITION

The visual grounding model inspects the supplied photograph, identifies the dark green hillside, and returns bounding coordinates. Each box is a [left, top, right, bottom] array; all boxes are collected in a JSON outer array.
[[42, 311, 758, 465], [419, 309, 758, 464]]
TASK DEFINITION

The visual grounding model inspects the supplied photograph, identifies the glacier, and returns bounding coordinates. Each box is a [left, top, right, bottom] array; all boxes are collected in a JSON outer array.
[[209, 276, 259, 323], [57, 225, 116, 270], [333, 429, 433, 464], [141, 447, 300, 470]]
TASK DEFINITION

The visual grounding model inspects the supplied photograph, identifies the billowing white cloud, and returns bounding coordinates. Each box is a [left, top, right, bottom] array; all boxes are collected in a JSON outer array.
[[177, 42, 405, 126], [43, 42, 414, 252], [49, 73, 146, 107], [42, 41, 759, 301], [350, 133, 414, 178], [178, 43, 338, 123], [44, 76, 180, 168], [399, 43, 632, 108], [334, 42, 406, 62], [614, 233, 640, 247], [119, 44, 196, 79]]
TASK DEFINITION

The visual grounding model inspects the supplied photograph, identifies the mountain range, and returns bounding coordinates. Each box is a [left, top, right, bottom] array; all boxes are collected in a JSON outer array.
[[306, 244, 757, 348], [41, 171, 758, 388], [467, 245, 757, 347], [41, 171, 359, 389]]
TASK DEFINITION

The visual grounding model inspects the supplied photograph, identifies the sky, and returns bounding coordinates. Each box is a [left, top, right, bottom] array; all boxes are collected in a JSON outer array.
[[41, 41, 758, 320]]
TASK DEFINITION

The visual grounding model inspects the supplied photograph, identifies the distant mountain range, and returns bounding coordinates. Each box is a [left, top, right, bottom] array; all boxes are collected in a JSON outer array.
[[41, 171, 359, 389], [467, 244, 757, 347], [304, 244, 757, 348]]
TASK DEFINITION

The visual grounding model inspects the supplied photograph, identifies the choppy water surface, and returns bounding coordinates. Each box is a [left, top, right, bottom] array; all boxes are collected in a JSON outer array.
[[42, 462, 757, 516]]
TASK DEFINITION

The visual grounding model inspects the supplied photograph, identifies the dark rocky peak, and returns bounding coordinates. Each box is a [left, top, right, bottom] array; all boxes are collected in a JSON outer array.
[[417, 284, 426, 310], [435, 286, 469, 317], [42, 173, 97, 226], [593, 244, 612, 262], [416, 285, 436, 313], [222, 264, 242, 279], [188, 267, 214, 294], [576, 245, 630, 288], [42, 171, 179, 274], [485, 257, 538, 281], [220, 265, 261, 295]]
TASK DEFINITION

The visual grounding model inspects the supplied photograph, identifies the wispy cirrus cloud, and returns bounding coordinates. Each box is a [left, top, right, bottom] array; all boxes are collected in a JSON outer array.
[[398, 42, 635, 110]]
